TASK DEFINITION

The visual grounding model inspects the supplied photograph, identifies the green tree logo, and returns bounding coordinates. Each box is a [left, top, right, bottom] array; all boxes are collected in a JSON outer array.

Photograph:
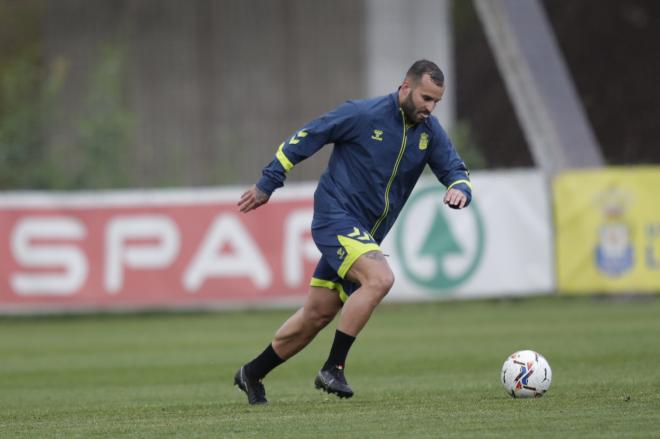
[[395, 185, 485, 291]]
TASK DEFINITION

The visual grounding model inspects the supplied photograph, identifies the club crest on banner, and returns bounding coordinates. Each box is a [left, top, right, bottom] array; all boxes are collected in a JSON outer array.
[[594, 187, 634, 276]]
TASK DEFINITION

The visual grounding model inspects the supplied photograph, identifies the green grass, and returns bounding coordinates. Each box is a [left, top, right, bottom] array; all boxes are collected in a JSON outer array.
[[1, 296, 659, 438]]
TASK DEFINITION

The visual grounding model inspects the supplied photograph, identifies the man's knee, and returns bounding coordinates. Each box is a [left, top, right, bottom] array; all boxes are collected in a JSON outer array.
[[304, 300, 339, 329], [303, 288, 341, 328], [347, 252, 396, 298], [363, 269, 395, 297]]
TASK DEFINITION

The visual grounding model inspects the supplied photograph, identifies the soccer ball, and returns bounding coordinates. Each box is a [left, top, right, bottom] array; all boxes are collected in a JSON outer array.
[[501, 350, 552, 398]]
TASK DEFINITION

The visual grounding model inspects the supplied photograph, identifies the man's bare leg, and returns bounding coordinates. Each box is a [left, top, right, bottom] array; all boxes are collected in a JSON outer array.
[[272, 286, 343, 359], [339, 251, 394, 336], [314, 250, 394, 398], [235, 286, 342, 404]]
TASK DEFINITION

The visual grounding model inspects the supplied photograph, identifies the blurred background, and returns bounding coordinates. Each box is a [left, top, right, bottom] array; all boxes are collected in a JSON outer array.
[[1, 0, 658, 191], [1, 0, 659, 311]]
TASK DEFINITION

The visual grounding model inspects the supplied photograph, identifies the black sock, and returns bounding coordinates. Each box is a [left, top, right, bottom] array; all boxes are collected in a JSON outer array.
[[244, 344, 285, 380], [323, 330, 356, 370]]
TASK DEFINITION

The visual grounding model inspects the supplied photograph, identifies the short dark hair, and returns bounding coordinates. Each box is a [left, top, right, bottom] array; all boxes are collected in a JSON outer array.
[[406, 59, 444, 87]]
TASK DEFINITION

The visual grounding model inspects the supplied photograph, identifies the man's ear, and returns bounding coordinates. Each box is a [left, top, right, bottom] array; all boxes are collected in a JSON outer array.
[[399, 79, 412, 98]]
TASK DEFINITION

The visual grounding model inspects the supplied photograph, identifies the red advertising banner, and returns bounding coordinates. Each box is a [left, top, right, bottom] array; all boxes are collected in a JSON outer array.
[[0, 186, 319, 313]]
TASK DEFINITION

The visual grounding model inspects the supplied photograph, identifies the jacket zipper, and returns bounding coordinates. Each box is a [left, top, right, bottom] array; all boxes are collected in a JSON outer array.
[[370, 108, 409, 237]]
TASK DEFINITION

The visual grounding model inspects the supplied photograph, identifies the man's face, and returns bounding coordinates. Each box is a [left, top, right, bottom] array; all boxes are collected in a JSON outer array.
[[399, 73, 444, 124]]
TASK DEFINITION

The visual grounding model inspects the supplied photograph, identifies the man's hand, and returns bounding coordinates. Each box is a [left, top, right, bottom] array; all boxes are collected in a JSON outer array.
[[443, 188, 467, 209], [238, 185, 270, 213]]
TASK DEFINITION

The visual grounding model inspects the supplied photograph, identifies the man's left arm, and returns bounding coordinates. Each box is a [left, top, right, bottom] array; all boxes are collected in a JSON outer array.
[[427, 126, 472, 210]]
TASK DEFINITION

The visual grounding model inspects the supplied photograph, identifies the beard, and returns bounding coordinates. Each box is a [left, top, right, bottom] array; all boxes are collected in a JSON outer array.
[[400, 92, 426, 124]]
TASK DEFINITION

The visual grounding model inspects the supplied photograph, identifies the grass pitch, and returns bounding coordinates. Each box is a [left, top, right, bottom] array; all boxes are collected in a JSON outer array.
[[1, 295, 659, 438]]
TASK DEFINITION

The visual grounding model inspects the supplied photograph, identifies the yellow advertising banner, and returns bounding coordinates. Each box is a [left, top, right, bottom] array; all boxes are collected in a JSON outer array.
[[554, 167, 660, 294]]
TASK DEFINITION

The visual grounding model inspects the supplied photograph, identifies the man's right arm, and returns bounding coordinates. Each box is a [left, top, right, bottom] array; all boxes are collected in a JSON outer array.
[[253, 101, 362, 200]]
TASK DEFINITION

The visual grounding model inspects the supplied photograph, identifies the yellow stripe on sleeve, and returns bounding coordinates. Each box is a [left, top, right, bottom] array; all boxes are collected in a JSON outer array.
[[276, 142, 294, 172], [448, 179, 472, 190]]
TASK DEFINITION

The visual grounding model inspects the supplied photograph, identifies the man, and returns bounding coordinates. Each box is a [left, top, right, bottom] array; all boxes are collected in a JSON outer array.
[[235, 59, 471, 405]]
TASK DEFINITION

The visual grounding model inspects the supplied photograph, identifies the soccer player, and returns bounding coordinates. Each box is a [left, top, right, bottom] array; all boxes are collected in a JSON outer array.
[[235, 59, 472, 404]]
